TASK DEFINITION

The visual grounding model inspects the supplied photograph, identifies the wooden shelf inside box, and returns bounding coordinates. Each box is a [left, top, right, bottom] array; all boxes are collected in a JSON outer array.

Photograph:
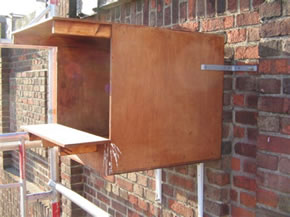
[[14, 17, 224, 175], [21, 124, 110, 156]]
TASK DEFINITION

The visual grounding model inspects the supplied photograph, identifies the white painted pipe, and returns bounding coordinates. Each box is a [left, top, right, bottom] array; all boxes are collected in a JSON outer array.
[[48, 181, 111, 217], [19, 139, 27, 217], [0, 132, 29, 143], [0, 140, 43, 151], [155, 169, 162, 203], [0, 182, 21, 189], [197, 163, 204, 217]]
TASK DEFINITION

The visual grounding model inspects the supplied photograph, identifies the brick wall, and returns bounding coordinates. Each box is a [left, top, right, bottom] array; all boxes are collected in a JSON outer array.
[[78, 0, 289, 217]]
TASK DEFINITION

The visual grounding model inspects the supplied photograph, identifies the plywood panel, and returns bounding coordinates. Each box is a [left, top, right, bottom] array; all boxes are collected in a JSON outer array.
[[110, 24, 224, 174]]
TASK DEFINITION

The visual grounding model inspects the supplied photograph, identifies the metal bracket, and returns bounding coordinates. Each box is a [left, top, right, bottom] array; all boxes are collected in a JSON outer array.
[[201, 64, 257, 72]]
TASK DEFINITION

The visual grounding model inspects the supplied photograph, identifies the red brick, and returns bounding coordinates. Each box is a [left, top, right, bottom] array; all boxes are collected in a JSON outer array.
[[257, 152, 278, 170], [207, 0, 215, 17], [235, 143, 256, 158], [237, 12, 259, 26], [258, 78, 281, 94], [202, 16, 234, 32], [97, 192, 110, 205], [206, 169, 230, 186], [223, 123, 230, 139], [230, 189, 238, 201], [243, 160, 256, 174], [112, 200, 127, 214], [259, 59, 272, 73], [258, 97, 290, 114], [179, 2, 187, 22], [235, 46, 259, 59], [240, 0, 250, 11], [197, 0, 205, 16], [231, 157, 240, 171], [248, 27, 260, 42], [234, 126, 245, 138], [175, 165, 188, 175], [279, 158, 290, 174], [253, 0, 264, 8], [261, 18, 290, 38], [173, 21, 199, 32], [257, 187, 278, 208], [128, 194, 138, 205], [116, 177, 133, 192], [169, 174, 194, 191], [259, 59, 289, 74], [103, 175, 115, 183], [138, 199, 148, 211], [137, 175, 148, 186], [232, 205, 255, 217], [235, 111, 257, 126], [258, 135, 290, 155], [259, 1, 282, 19], [204, 185, 229, 202], [169, 200, 194, 217], [233, 94, 244, 106], [233, 176, 256, 192], [284, 78, 290, 94], [236, 76, 257, 91], [228, 0, 237, 12], [257, 171, 290, 193], [188, 0, 196, 19], [240, 192, 256, 208], [128, 209, 142, 217]]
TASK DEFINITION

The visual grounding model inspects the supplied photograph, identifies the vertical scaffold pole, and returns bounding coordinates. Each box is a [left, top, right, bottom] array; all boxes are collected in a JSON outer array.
[[50, 147, 60, 217], [19, 138, 27, 217]]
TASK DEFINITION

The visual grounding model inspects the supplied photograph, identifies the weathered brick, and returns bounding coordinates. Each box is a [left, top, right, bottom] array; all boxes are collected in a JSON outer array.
[[233, 176, 256, 192], [259, 40, 283, 57], [169, 174, 194, 191], [234, 125, 245, 138], [258, 135, 290, 155], [188, 0, 196, 19], [246, 95, 258, 108], [228, 0, 237, 12], [257, 187, 278, 208], [206, 169, 230, 186], [169, 200, 194, 217], [259, 0, 282, 19], [235, 46, 259, 59], [217, 0, 225, 14], [235, 111, 257, 126], [231, 205, 255, 217], [243, 159, 257, 174], [283, 78, 290, 94], [257, 170, 290, 193], [112, 200, 127, 214], [240, 192, 256, 208], [116, 177, 133, 192], [207, 0, 215, 17], [236, 77, 257, 91], [248, 27, 260, 42], [173, 21, 199, 32], [179, 2, 187, 23], [279, 157, 290, 174], [233, 94, 244, 106], [257, 152, 278, 170], [202, 16, 234, 32], [279, 195, 290, 213], [258, 115, 280, 132], [137, 199, 148, 211], [237, 12, 259, 26], [205, 200, 229, 216], [261, 18, 290, 38], [227, 29, 246, 44], [235, 143, 256, 158], [258, 78, 281, 94], [259, 59, 289, 74], [205, 185, 229, 202], [240, 0, 250, 11], [258, 96, 290, 114]]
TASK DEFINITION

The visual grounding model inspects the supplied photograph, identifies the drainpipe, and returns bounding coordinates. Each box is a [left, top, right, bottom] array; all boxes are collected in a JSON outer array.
[[197, 163, 204, 217]]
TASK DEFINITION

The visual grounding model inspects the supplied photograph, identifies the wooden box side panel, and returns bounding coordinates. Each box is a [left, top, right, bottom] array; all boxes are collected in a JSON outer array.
[[57, 41, 110, 137], [110, 25, 224, 174]]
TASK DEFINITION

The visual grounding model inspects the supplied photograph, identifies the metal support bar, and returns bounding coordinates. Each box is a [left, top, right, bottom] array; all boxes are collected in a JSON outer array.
[[0, 140, 43, 151], [48, 180, 111, 217], [27, 191, 54, 202], [197, 163, 204, 217], [155, 169, 162, 203], [49, 147, 60, 217], [201, 64, 257, 72], [0, 182, 22, 189]]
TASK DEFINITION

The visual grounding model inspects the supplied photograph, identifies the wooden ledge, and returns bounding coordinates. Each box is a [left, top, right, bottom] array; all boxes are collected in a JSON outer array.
[[21, 124, 110, 156]]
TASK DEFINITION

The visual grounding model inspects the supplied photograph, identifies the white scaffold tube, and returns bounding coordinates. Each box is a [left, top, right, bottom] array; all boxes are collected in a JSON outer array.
[[197, 163, 204, 217], [49, 181, 111, 217]]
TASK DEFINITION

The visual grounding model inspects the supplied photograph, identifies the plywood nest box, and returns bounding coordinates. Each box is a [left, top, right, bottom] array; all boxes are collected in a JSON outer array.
[[14, 17, 224, 175]]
